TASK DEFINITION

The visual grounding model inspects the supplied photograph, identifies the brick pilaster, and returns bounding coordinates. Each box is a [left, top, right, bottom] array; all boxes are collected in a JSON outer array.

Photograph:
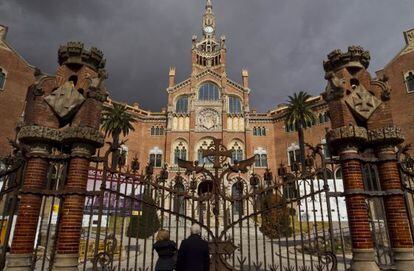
[[340, 149, 380, 271], [8, 155, 50, 270], [376, 147, 414, 271], [341, 156, 375, 250], [53, 144, 94, 270]]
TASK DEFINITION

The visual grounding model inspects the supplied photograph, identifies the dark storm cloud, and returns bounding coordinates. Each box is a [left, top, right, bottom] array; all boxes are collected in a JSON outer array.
[[1, 0, 414, 112]]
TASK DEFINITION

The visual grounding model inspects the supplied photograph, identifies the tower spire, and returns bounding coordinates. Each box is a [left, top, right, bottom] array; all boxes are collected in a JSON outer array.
[[202, 0, 216, 38], [206, 0, 212, 9]]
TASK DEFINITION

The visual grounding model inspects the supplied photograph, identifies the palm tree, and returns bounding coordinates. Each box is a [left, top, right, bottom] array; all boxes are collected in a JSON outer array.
[[285, 91, 316, 169], [101, 103, 137, 168]]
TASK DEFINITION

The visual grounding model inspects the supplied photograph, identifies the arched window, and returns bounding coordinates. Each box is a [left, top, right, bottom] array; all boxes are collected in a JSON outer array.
[[198, 82, 220, 101], [254, 148, 268, 168], [149, 147, 163, 168], [253, 127, 257, 135], [198, 180, 213, 195], [287, 143, 300, 166], [406, 72, 414, 92], [0, 68, 5, 90], [197, 139, 214, 165], [176, 96, 189, 113], [232, 182, 244, 214], [174, 141, 187, 164], [151, 126, 164, 136], [228, 96, 242, 114], [335, 167, 343, 179], [229, 140, 244, 164]]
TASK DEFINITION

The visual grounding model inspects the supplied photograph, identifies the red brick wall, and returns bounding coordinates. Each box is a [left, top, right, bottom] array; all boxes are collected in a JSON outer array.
[[0, 39, 35, 156]]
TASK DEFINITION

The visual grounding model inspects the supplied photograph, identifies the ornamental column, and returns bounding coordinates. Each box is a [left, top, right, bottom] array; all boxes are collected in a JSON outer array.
[[323, 46, 380, 271]]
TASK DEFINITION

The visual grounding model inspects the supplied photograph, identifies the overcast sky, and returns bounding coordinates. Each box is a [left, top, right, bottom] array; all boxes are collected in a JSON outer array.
[[1, 0, 414, 112]]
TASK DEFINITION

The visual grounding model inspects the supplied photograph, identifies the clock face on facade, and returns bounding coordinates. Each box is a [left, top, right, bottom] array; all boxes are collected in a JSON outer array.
[[204, 26, 214, 34], [197, 108, 220, 131]]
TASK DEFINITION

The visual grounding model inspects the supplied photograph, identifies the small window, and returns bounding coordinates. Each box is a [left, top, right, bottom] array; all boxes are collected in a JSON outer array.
[[0, 68, 5, 90], [150, 126, 164, 136], [229, 96, 242, 114], [176, 96, 189, 113], [253, 127, 266, 136], [288, 149, 300, 166], [149, 153, 162, 168], [406, 72, 414, 93], [254, 154, 268, 168]]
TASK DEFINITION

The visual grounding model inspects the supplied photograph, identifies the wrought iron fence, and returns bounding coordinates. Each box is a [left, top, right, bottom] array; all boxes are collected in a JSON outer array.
[[0, 139, 412, 270]]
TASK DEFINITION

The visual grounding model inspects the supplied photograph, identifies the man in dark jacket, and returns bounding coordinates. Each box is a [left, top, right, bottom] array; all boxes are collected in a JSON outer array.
[[176, 224, 210, 271]]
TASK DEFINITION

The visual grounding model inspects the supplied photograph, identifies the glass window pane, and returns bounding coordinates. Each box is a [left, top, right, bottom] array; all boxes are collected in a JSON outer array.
[[407, 72, 414, 92], [149, 154, 155, 166], [199, 82, 219, 101], [0, 70, 5, 89], [261, 154, 268, 167], [156, 154, 162, 167]]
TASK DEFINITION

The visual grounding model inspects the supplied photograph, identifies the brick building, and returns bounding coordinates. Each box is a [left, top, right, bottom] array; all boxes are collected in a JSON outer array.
[[0, 25, 36, 158], [1, 2, 414, 185]]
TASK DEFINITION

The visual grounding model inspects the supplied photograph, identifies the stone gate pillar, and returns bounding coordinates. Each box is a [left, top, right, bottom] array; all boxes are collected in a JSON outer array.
[[323, 46, 380, 271], [7, 41, 107, 270], [7, 70, 62, 269], [7, 144, 52, 270], [51, 43, 107, 270]]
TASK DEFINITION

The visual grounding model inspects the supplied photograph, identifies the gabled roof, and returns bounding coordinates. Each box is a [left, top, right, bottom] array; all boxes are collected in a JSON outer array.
[[0, 25, 35, 69]]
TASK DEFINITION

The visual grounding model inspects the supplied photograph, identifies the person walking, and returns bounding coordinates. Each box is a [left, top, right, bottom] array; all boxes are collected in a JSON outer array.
[[153, 229, 177, 271], [176, 224, 210, 271]]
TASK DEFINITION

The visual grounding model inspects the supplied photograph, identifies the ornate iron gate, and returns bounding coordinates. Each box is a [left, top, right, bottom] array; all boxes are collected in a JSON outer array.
[[2, 138, 412, 270], [78, 139, 343, 271]]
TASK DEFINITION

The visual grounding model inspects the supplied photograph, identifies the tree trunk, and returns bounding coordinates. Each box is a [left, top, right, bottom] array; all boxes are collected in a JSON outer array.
[[111, 132, 120, 169], [297, 122, 306, 171]]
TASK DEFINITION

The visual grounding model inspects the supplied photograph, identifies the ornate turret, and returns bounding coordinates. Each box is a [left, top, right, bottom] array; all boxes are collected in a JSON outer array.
[[323, 45, 370, 73], [192, 0, 226, 73], [58, 41, 106, 71]]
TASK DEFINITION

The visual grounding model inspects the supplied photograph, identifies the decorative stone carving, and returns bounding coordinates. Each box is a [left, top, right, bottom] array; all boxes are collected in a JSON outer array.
[[45, 81, 86, 119], [326, 125, 368, 149], [197, 108, 221, 131], [344, 85, 381, 120], [17, 125, 62, 143], [368, 126, 404, 145], [61, 126, 104, 147], [322, 72, 345, 102]]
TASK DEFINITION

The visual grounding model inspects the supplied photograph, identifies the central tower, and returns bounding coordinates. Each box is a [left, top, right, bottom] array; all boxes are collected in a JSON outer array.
[[192, 0, 226, 74]]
